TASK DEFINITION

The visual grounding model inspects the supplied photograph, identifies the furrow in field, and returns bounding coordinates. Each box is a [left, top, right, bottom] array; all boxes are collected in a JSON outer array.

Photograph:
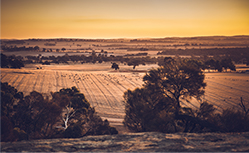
[[206, 79, 249, 95], [97, 74, 126, 99], [78, 73, 99, 108], [15, 75, 26, 91], [1, 73, 12, 83], [120, 77, 138, 88], [125, 76, 142, 87], [60, 71, 68, 89], [99, 74, 127, 92], [86, 73, 114, 109], [206, 81, 249, 102], [105, 74, 136, 91], [46, 71, 57, 93], [39, 71, 47, 93], [32, 71, 41, 92], [55, 71, 60, 92], [1, 72, 8, 80], [205, 91, 241, 108], [5, 73, 19, 86], [33, 71, 42, 92], [22, 73, 37, 95], [76, 73, 97, 108], [57, 71, 65, 91], [90, 73, 122, 109], [8, 74, 19, 87], [94, 74, 125, 109], [206, 76, 249, 88], [34, 71, 45, 93], [17, 74, 32, 95]]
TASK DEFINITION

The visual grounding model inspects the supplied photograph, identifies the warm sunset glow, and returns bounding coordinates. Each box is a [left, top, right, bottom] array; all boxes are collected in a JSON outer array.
[[1, 0, 249, 39]]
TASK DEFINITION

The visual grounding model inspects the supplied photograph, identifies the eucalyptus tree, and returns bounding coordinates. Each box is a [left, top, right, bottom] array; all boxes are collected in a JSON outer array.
[[143, 58, 206, 109]]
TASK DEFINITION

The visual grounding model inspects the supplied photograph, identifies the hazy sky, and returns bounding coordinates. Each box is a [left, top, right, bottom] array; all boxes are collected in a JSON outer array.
[[1, 0, 249, 39]]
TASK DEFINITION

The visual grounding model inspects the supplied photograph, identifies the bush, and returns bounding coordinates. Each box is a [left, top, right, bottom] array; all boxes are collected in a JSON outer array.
[[218, 109, 249, 132], [1, 83, 118, 141]]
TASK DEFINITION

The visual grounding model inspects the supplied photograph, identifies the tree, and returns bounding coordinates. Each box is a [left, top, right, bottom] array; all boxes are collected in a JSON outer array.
[[111, 62, 119, 70], [143, 58, 206, 109], [127, 58, 141, 69], [123, 58, 207, 133], [1, 53, 9, 68], [1, 53, 24, 69], [123, 87, 176, 132], [204, 59, 222, 72], [61, 47, 66, 52], [14, 91, 62, 139], [1, 83, 118, 141], [34, 46, 39, 51], [52, 87, 90, 130], [52, 87, 118, 138], [220, 58, 236, 72]]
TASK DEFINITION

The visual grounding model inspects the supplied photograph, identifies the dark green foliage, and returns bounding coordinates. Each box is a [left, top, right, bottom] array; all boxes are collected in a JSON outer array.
[[111, 62, 119, 70], [63, 123, 85, 138], [1, 116, 15, 142], [1, 53, 24, 68], [14, 91, 62, 139], [143, 58, 206, 108], [220, 58, 236, 71], [1, 83, 118, 141], [123, 87, 176, 132], [127, 58, 142, 69], [123, 58, 249, 133], [124, 58, 207, 133]]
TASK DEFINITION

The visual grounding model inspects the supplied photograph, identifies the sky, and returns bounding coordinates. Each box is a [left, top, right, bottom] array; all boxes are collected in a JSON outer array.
[[1, 0, 249, 39]]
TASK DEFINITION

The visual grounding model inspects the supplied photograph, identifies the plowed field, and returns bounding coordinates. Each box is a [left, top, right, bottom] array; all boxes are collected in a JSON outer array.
[[1, 66, 249, 132]]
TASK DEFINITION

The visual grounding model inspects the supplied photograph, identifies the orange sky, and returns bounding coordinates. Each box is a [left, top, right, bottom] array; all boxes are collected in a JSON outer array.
[[1, 0, 249, 39]]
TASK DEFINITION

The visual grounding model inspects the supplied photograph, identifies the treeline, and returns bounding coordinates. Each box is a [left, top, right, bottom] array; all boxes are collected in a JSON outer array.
[[123, 58, 249, 133], [1, 45, 40, 52], [1, 52, 237, 72], [157, 47, 249, 64], [1, 53, 24, 68], [1, 83, 118, 142]]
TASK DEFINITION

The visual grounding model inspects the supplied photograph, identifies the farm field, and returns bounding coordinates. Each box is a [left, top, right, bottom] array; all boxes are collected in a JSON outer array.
[[1, 65, 249, 132]]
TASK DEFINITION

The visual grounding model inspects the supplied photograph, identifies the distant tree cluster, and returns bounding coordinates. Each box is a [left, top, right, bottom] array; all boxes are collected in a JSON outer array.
[[1, 53, 24, 68], [1, 51, 237, 72], [1, 83, 117, 142], [1, 45, 40, 52], [157, 47, 249, 64], [123, 58, 249, 133]]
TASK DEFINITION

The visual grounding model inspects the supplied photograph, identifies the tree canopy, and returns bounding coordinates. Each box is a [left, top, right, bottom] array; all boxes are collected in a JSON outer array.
[[123, 58, 249, 133], [143, 58, 206, 108], [1, 83, 117, 142]]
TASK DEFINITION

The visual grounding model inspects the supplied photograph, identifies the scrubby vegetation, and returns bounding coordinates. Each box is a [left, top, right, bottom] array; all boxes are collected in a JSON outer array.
[[1, 53, 24, 68], [1, 51, 237, 72], [1, 83, 117, 142], [123, 58, 249, 133]]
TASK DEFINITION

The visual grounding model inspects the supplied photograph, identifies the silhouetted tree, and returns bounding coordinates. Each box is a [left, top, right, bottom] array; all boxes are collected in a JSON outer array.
[[143, 58, 206, 109], [111, 63, 119, 70], [61, 47, 66, 51], [127, 58, 141, 69], [220, 58, 236, 72], [123, 58, 208, 133]]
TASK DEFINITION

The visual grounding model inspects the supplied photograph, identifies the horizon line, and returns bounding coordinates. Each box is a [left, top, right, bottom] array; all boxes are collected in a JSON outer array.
[[1, 35, 249, 40]]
